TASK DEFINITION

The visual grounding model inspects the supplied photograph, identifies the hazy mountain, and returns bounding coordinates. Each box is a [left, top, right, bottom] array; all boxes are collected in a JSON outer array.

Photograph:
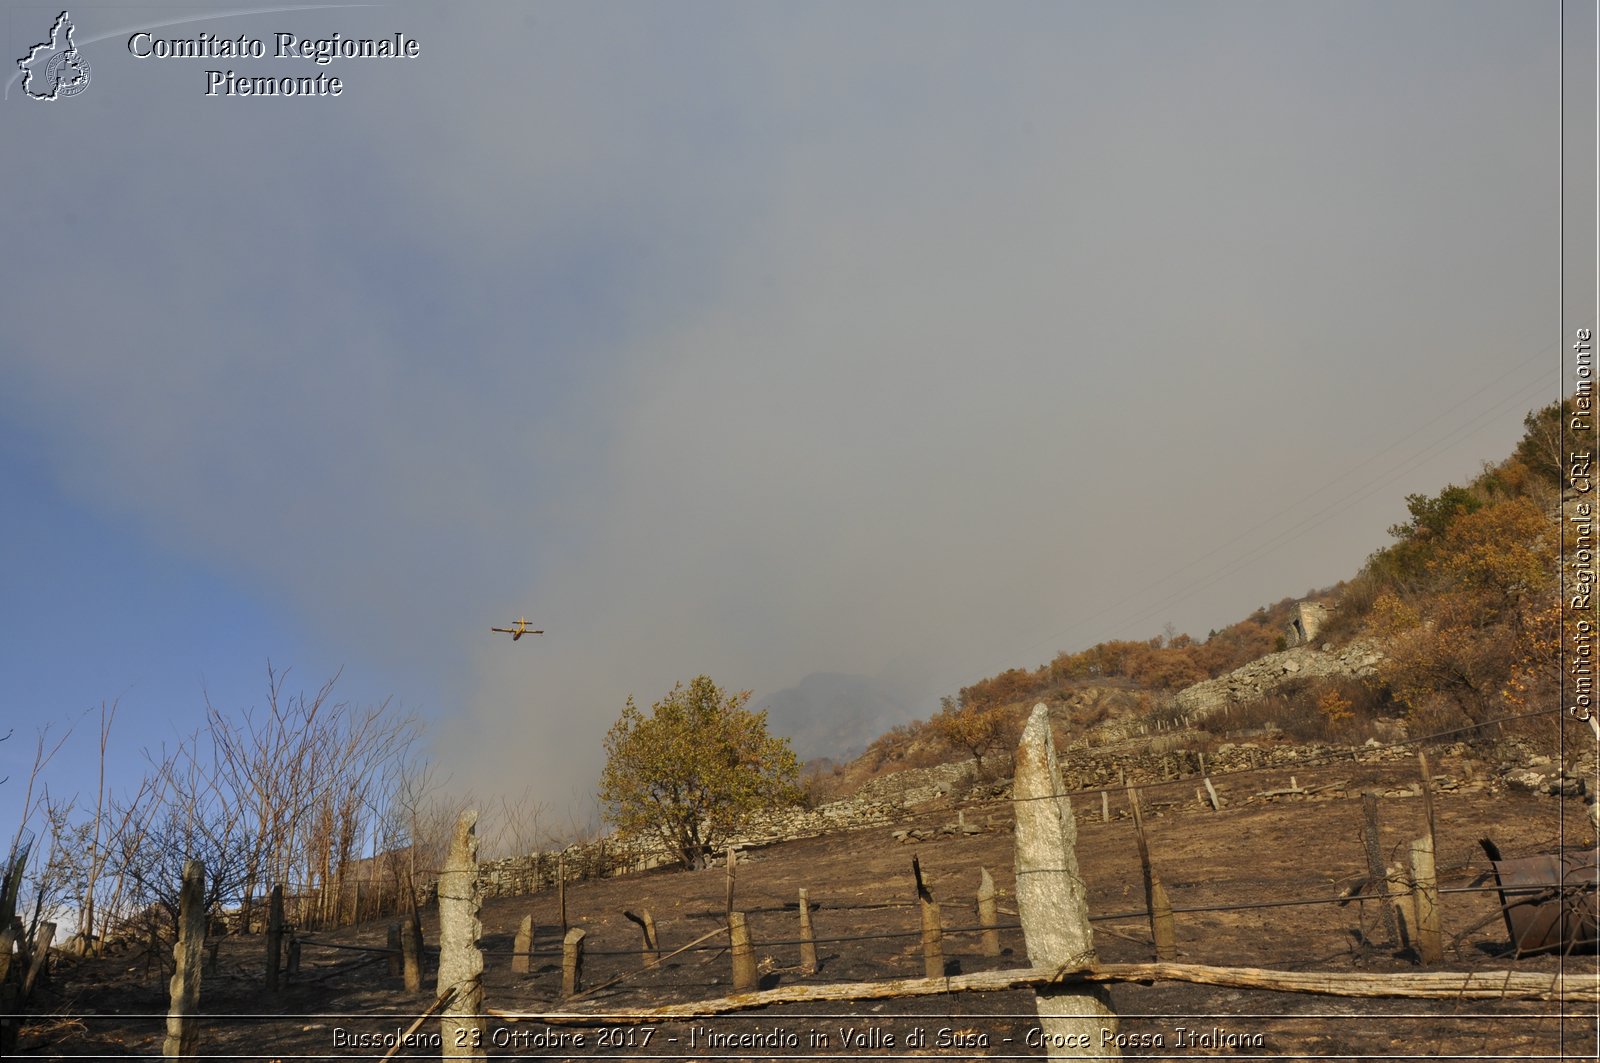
[[756, 672, 924, 762]]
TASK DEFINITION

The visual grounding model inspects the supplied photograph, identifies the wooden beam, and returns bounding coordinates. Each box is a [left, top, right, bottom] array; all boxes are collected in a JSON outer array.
[[487, 963, 1600, 1026]]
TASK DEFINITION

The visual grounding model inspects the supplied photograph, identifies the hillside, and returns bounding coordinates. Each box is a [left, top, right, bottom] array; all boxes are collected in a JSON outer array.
[[810, 397, 1581, 801]]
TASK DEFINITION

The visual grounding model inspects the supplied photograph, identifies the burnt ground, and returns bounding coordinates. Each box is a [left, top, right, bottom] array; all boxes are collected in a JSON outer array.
[[16, 751, 1600, 1061]]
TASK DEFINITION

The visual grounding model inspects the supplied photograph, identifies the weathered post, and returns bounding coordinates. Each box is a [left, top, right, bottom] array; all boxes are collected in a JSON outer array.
[[387, 922, 403, 977], [265, 885, 284, 991], [1101, 790, 1110, 823], [22, 922, 54, 997], [1014, 704, 1119, 1058], [728, 911, 758, 992], [912, 856, 944, 979], [1127, 787, 1176, 961], [797, 889, 818, 975], [624, 910, 658, 966], [1361, 793, 1400, 946], [977, 867, 1001, 957], [641, 911, 659, 963], [401, 914, 423, 993], [0, 859, 18, 1057], [561, 928, 586, 997], [724, 846, 737, 918], [1409, 835, 1443, 964], [437, 810, 485, 1059], [1417, 751, 1438, 856], [164, 859, 206, 1060], [1150, 879, 1177, 961], [512, 914, 534, 975], [557, 853, 568, 934]]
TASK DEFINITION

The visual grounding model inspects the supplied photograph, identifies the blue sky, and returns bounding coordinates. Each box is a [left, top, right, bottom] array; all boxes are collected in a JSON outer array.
[[1, 1, 1592, 833]]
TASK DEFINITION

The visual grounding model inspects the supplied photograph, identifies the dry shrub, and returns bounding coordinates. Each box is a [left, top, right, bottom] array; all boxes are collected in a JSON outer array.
[[1199, 678, 1395, 745], [1320, 574, 1381, 644], [1406, 693, 1474, 742], [1197, 696, 1276, 737]]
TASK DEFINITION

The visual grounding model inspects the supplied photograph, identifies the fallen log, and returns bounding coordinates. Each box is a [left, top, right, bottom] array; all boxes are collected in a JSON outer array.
[[487, 962, 1600, 1026]]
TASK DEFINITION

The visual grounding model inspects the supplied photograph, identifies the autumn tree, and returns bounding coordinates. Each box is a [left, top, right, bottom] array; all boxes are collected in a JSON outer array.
[[1371, 495, 1558, 732], [930, 696, 1014, 774], [1513, 397, 1575, 493], [599, 676, 801, 870]]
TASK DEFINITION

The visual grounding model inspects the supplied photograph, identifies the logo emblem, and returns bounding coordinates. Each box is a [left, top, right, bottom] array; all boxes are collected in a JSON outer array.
[[17, 11, 91, 100]]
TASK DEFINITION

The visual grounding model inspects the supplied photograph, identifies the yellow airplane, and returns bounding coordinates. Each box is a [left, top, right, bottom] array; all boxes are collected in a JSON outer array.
[[491, 617, 544, 641]]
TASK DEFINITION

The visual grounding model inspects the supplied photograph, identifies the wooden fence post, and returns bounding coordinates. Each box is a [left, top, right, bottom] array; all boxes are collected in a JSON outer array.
[[438, 810, 485, 1059], [22, 922, 54, 997], [912, 857, 944, 979], [1361, 793, 1400, 947], [1150, 879, 1176, 961], [624, 910, 658, 966], [724, 847, 737, 918], [641, 911, 658, 963], [512, 915, 534, 975], [797, 889, 818, 975], [1417, 751, 1438, 856], [1014, 704, 1119, 1058], [728, 912, 758, 992], [558, 853, 568, 934], [265, 884, 284, 992], [562, 928, 586, 997], [1127, 786, 1175, 961], [163, 859, 206, 1060], [977, 867, 1001, 957], [1101, 790, 1111, 823], [0, 852, 19, 1057], [1410, 835, 1443, 964]]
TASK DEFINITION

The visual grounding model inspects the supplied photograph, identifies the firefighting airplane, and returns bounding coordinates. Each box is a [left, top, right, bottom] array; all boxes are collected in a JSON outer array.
[[491, 617, 544, 641]]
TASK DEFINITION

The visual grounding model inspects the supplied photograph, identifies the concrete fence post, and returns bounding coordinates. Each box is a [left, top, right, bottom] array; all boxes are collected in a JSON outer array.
[[1410, 835, 1443, 964], [977, 867, 1001, 957], [562, 927, 586, 997], [512, 914, 534, 975]]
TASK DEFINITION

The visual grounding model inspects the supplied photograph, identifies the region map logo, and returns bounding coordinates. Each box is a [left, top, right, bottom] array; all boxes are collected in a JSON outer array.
[[17, 11, 91, 100]]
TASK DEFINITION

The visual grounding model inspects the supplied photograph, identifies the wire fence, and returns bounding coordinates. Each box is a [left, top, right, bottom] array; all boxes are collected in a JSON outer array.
[[275, 761, 1592, 995]]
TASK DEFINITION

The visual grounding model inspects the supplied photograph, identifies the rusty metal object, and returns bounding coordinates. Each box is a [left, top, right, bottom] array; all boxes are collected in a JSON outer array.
[[1484, 842, 1599, 956]]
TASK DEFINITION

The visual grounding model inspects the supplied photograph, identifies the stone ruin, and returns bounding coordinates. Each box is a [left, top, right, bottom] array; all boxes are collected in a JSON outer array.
[[1284, 600, 1331, 648]]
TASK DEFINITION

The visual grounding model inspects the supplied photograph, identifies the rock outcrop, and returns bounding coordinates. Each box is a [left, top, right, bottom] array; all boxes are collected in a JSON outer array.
[[1171, 640, 1385, 720]]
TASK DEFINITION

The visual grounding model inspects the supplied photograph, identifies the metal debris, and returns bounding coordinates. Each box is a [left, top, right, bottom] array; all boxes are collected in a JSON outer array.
[[1482, 838, 1599, 956]]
